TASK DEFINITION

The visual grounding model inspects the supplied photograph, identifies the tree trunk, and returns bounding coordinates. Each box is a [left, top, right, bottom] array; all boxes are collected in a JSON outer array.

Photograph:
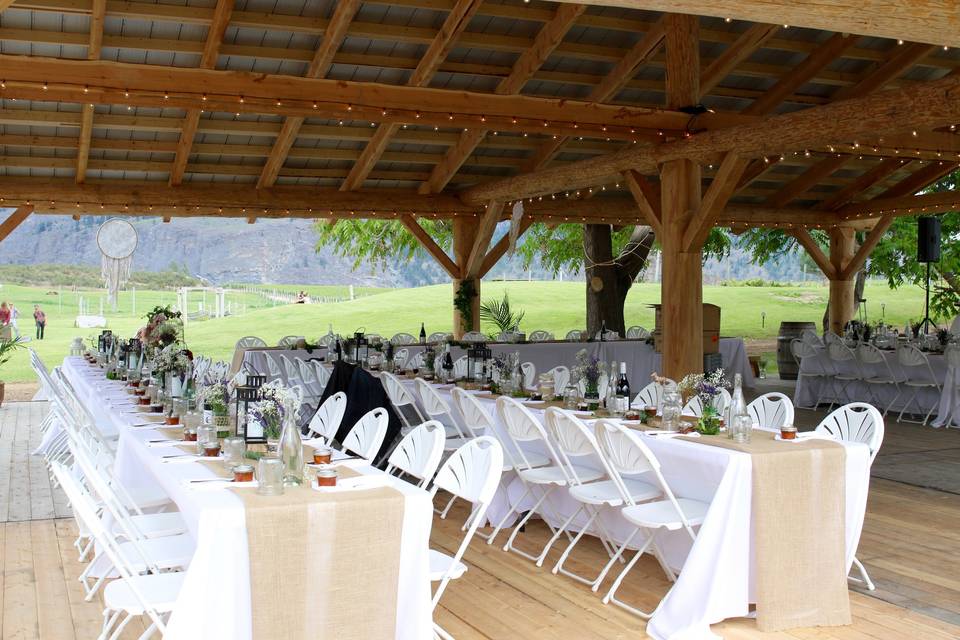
[[822, 268, 867, 333], [584, 224, 656, 336]]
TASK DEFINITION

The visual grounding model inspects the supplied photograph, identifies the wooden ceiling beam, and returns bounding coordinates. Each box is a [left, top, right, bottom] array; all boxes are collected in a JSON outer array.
[[790, 228, 837, 279], [818, 158, 910, 210], [838, 187, 960, 219], [839, 213, 895, 279], [478, 217, 534, 278], [876, 161, 959, 198], [523, 15, 667, 173], [832, 42, 936, 101], [256, 0, 359, 189], [683, 153, 750, 250], [548, 0, 960, 47], [622, 169, 662, 235], [460, 71, 960, 204], [168, 0, 234, 186], [700, 23, 780, 95], [764, 155, 850, 207], [340, 0, 485, 192], [464, 201, 505, 279], [419, 2, 585, 194], [75, 0, 105, 185]]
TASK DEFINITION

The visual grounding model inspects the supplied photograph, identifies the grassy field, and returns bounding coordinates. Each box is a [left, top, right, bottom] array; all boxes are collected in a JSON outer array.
[[0, 279, 934, 383]]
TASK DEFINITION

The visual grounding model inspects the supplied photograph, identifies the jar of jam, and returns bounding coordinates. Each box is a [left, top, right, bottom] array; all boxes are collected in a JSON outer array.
[[183, 427, 198, 442], [316, 467, 337, 487], [233, 464, 254, 483], [165, 414, 180, 426], [313, 446, 333, 465], [203, 442, 221, 458], [780, 425, 797, 440], [644, 405, 658, 418]]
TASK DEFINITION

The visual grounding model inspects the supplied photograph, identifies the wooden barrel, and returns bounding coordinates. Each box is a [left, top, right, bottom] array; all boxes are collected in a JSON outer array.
[[776, 321, 815, 380]]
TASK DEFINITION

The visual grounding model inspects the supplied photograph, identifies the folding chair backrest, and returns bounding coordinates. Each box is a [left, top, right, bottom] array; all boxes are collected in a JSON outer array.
[[453, 356, 468, 379], [381, 371, 417, 408], [816, 402, 884, 463], [280, 354, 300, 382], [391, 333, 416, 345], [386, 421, 446, 486], [546, 366, 570, 396], [632, 381, 663, 409], [312, 361, 330, 388], [746, 392, 795, 430], [236, 336, 267, 349], [800, 329, 823, 347], [306, 391, 347, 441], [342, 407, 389, 461], [520, 362, 536, 389], [298, 359, 318, 386], [528, 330, 553, 342], [406, 351, 424, 370], [565, 330, 582, 341], [393, 348, 409, 369], [264, 352, 283, 379], [414, 378, 453, 420], [427, 332, 450, 343], [828, 341, 856, 363], [495, 396, 562, 470], [451, 387, 494, 437], [791, 338, 817, 362], [545, 408, 608, 485]]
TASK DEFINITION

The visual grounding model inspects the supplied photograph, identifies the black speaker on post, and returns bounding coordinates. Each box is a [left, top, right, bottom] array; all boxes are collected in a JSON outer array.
[[918, 216, 941, 263]]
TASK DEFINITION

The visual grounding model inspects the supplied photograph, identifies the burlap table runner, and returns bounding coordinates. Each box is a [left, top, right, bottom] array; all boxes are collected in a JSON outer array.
[[684, 430, 850, 631], [228, 462, 405, 640]]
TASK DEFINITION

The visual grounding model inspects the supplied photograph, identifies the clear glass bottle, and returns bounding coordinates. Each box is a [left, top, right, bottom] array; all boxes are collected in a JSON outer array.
[[278, 407, 303, 486], [605, 361, 618, 414], [728, 373, 747, 438], [660, 391, 682, 432]]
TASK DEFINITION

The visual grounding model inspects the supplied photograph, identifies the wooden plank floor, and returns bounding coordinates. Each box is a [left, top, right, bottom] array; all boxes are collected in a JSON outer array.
[[3, 400, 960, 639]]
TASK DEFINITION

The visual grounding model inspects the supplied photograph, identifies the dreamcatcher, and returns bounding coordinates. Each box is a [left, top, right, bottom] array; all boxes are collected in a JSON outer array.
[[97, 218, 138, 310]]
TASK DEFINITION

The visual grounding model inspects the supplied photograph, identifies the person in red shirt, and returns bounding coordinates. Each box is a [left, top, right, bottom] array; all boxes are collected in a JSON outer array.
[[33, 305, 46, 340], [0, 302, 10, 326]]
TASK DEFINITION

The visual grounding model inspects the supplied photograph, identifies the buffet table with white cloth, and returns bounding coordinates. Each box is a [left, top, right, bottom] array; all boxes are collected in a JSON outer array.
[[406, 380, 869, 640], [242, 337, 754, 389], [60, 356, 434, 640], [934, 364, 960, 427], [795, 346, 948, 419]]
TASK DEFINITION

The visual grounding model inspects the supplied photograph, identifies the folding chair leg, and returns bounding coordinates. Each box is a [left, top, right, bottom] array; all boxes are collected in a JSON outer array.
[[439, 494, 457, 519], [503, 488, 554, 562], [486, 486, 532, 546], [590, 529, 639, 592], [849, 556, 876, 591], [535, 504, 583, 567], [602, 534, 656, 618]]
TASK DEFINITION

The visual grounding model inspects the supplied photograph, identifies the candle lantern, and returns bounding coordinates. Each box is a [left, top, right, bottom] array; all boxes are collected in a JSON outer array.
[[354, 331, 369, 368], [235, 385, 262, 442], [467, 343, 492, 382]]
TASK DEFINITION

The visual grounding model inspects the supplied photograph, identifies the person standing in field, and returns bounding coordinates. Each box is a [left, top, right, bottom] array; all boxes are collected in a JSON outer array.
[[9, 304, 19, 338], [33, 304, 46, 340], [0, 302, 10, 341]]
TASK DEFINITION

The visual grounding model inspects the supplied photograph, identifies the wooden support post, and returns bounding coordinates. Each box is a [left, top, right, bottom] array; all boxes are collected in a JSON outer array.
[[659, 13, 703, 380], [828, 227, 857, 335], [452, 217, 480, 338]]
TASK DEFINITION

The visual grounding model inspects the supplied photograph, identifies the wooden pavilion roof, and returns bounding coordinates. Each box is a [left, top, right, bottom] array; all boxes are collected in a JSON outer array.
[[0, 0, 958, 228]]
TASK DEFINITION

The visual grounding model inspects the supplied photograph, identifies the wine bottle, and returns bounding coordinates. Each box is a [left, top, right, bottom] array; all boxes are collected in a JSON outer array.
[[419, 322, 427, 344], [616, 362, 631, 414], [600, 320, 607, 342]]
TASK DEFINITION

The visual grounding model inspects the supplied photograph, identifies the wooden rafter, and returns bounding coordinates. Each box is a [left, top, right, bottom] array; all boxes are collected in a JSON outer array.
[[764, 155, 850, 208], [257, 0, 359, 189], [0, 205, 34, 244], [419, 2, 586, 194], [832, 42, 934, 101], [400, 215, 460, 279], [478, 217, 534, 278], [700, 23, 779, 95], [743, 33, 857, 116], [683, 153, 749, 250], [876, 161, 959, 199], [75, 0, 105, 185], [791, 227, 836, 279], [168, 0, 234, 186], [339, 0, 484, 191], [460, 70, 960, 205], [463, 202, 505, 279], [523, 16, 668, 172], [622, 169, 662, 235], [838, 188, 960, 219], [818, 158, 909, 210], [547, 0, 960, 47], [840, 214, 895, 279]]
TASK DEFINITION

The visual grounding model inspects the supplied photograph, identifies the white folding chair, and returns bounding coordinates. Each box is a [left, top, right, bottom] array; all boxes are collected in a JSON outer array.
[[277, 335, 303, 347], [546, 366, 570, 397], [385, 421, 446, 488], [856, 343, 902, 416], [625, 326, 650, 339], [746, 392, 795, 430], [520, 361, 536, 390], [312, 360, 330, 389], [594, 330, 619, 341], [380, 371, 427, 432], [815, 402, 884, 590], [565, 330, 583, 341], [544, 413, 660, 583], [235, 336, 267, 350], [453, 355, 469, 379], [631, 380, 674, 411], [406, 351, 425, 371], [393, 347, 409, 370], [341, 407, 389, 462], [414, 378, 467, 444], [528, 330, 553, 342], [297, 358, 324, 398], [599, 424, 710, 618], [942, 345, 960, 428], [391, 332, 416, 345], [427, 332, 451, 344], [428, 437, 503, 640], [791, 339, 831, 409], [461, 331, 486, 342], [280, 354, 303, 388], [800, 329, 823, 348], [263, 352, 285, 384], [897, 345, 942, 425], [826, 342, 863, 409], [305, 392, 347, 443]]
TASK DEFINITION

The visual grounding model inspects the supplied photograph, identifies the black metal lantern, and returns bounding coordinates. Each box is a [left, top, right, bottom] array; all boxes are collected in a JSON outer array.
[[235, 385, 262, 442], [354, 331, 369, 368], [467, 342, 491, 382]]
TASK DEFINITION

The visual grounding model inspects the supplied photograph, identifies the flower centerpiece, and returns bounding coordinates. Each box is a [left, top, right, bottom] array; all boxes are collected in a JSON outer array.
[[152, 344, 192, 394], [572, 349, 604, 410], [137, 305, 184, 354], [199, 378, 231, 435], [678, 369, 729, 435], [248, 380, 301, 444], [490, 352, 522, 397]]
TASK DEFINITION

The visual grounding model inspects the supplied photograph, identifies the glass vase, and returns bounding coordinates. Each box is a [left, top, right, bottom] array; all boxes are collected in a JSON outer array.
[[278, 411, 303, 486], [584, 381, 600, 411]]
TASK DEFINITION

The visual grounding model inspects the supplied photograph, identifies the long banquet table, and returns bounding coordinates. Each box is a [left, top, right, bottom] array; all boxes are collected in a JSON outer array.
[[240, 337, 756, 389], [795, 345, 958, 424], [60, 356, 434, 640], [398, 378, 870, 640]]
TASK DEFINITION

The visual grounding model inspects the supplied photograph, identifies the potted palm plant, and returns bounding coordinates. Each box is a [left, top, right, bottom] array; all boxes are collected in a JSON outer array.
[[0, 337, 26, 408]]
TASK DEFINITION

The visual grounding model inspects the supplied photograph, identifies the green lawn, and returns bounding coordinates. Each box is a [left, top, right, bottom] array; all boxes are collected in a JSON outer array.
[[0, 279, 934, 383]]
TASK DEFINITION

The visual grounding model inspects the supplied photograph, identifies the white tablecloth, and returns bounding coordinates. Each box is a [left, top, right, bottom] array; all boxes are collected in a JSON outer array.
[[244, 338, 755, 390], [60, 356, 434, 640], [795, 347, 953, 422], [411, 381, 869, 640]]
